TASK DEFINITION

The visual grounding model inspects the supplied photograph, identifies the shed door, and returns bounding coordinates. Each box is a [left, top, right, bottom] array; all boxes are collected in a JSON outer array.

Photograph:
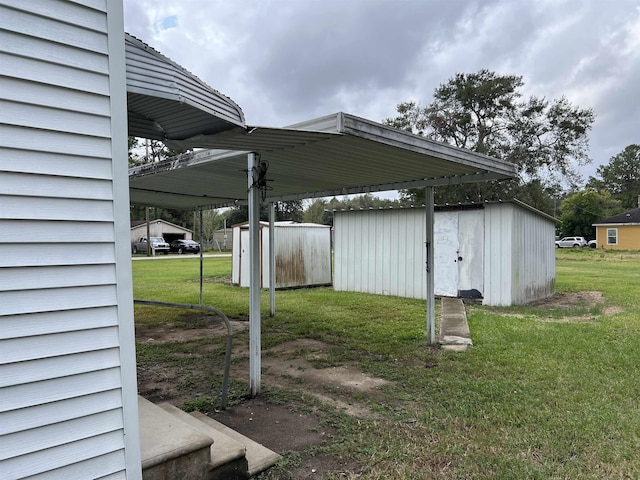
[[434, 212, 459, 296], [240, 229, 251, 287], [457, 210, 484, 298]]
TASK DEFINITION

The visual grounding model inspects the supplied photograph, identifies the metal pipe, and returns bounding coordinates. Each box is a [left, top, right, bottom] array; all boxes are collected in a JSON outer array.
[[269, 202, 276, 317], [199, 208, 204, 305], [133, 299, 233, 409]]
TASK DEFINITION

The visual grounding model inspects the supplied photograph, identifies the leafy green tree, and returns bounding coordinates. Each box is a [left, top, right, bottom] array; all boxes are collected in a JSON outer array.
[[303, 195, 402, 225], [385, 70, 594, 214], [587, 144, 640, 210], [223, 200, 304, 225], [304, 199, 328, 224], [558, 189, 620, 239]]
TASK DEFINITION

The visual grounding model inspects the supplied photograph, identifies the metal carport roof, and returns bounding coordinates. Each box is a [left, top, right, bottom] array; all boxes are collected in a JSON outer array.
[[129, 112, 516, 209], [125, 33, 245, 141]]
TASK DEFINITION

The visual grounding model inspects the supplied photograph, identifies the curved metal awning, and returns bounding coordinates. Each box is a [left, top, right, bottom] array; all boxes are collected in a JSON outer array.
[[125, 33, 245, 141], [128, 112, 517, 209]]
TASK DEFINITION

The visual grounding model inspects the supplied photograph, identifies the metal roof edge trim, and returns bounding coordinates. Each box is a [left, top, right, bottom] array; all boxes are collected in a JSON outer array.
[[508, 198, 558, 223], [259, 172, 507, 204], [340, 113, 517, 179], [130, 218, 193, 232], [593, 223, 640, 227], [330, 198, 557, 222]]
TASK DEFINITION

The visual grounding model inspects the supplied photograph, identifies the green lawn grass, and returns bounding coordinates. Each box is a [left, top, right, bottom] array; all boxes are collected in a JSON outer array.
[[133, 250, 640, 479]]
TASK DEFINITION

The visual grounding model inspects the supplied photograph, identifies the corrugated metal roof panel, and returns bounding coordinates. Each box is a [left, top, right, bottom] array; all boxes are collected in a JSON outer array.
[[124, 33, 245, 140], [129, 113, 517, 209]]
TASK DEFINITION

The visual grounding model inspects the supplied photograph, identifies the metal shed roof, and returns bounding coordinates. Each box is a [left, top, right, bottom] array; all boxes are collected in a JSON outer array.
[[129, 112, 517, 209], [125, 33, 245, 141]]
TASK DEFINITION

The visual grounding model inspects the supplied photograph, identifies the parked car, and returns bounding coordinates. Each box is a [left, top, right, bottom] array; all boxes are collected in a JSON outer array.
[[588, 240, 597, 248], [170, 239, 201, 254], [555, 236, 588, 248], [131, 236, 170, 254]]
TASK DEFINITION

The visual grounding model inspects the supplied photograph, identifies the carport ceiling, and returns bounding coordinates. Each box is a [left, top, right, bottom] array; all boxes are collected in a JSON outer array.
[[129, 112, 517, 209]]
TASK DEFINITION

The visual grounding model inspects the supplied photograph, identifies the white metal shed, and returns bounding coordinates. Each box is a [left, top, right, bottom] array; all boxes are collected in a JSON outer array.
[[232, 222, 332, 288], [333, 200, 556, 306]]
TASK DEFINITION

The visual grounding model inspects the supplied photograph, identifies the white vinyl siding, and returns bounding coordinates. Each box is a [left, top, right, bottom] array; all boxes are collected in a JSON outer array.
[[1, 1, 140, 478]]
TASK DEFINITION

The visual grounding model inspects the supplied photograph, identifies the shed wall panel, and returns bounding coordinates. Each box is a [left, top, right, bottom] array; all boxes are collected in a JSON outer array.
[[0, 1, 138, 477], [334, 210, 426, 299], [483, 203, 513, 306], [510, 205, 556, 304]]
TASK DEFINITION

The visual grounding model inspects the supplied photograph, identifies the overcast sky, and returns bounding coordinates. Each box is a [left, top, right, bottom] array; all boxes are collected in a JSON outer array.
[[123, 0, 640, 186]]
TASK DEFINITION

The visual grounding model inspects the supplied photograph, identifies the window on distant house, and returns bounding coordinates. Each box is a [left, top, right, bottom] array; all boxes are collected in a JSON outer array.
[[607, 228, 618, 245]]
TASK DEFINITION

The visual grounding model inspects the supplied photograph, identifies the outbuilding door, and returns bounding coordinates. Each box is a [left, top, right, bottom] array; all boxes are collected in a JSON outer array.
[[434, 212, 459, 296], [457, 210, 484, 298], [434, 210, 484, 298]]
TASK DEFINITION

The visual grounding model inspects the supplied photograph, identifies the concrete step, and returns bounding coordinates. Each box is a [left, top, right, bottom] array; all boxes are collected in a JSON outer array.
[[159, 403, 249, 480], [159, 403, 282, 479], [190, 411, 282, 478], [138, 396, 213, 480]]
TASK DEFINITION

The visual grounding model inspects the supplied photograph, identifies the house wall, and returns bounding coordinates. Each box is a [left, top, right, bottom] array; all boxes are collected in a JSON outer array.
[[0, 1, 141, 478], [595, 224, 640, 250]]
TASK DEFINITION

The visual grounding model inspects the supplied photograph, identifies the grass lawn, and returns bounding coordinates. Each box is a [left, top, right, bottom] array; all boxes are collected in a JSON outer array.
[[133, 249, 640, 479]]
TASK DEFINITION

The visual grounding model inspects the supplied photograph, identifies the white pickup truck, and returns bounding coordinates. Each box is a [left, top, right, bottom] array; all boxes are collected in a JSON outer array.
[[131, 237, 170, 254]]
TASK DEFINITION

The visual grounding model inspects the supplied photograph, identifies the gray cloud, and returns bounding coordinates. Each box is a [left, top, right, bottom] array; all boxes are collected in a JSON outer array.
[[123, 0, 640, 183]]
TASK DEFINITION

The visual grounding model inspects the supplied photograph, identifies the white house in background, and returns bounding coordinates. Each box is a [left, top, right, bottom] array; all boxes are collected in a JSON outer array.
[[333, 200, 557, 306], [232, 222, 332, 289], [130, 219, 193, 244]]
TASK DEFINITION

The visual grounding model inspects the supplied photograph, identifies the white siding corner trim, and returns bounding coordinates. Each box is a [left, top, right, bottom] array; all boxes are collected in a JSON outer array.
[[1, 1, 141, 478]]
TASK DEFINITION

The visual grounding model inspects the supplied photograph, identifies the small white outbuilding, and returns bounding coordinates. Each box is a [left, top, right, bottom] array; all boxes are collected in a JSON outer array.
[[232, 221, 332, 288], [333, 200, 556, 306]]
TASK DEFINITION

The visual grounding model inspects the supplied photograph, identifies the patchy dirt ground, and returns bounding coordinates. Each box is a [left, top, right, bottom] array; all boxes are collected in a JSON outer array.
[[135, 290, 620, 478]]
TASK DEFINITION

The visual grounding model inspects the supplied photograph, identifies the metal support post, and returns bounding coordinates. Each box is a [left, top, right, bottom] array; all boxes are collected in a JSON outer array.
[[425, 187, 435, 344], [269, 202, 276, 317], [199, 208, 204, 305], [248, 153, 261, 396]]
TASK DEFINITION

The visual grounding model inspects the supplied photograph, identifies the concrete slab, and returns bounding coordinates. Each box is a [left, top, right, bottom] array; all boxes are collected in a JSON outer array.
[[439, 298, 473, 351]]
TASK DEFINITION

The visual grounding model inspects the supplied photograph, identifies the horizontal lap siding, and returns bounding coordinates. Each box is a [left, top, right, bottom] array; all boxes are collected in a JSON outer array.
[[0, 1, 132, 478]]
